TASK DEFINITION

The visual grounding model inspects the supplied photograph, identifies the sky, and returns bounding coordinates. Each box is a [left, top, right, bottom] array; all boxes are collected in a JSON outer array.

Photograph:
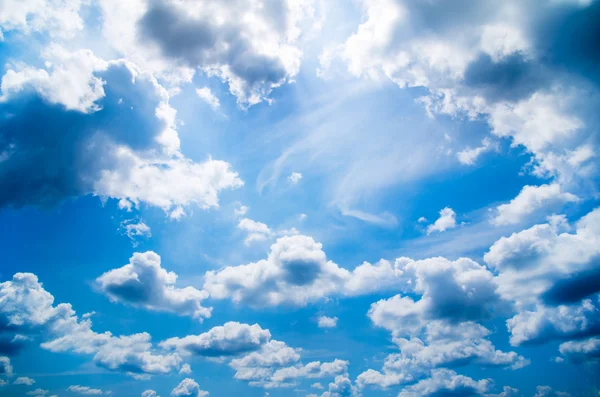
[[0, 0, 599, 397]]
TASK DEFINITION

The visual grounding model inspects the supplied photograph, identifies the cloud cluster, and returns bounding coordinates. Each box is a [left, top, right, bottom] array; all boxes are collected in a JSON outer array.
[[170, 378, 208, 397], [0, 45, 242, 213], [96, 251, 211, 321], [322, 0, 600, 220], [99, 0, 318, 105], [0, 272, 183, 376]]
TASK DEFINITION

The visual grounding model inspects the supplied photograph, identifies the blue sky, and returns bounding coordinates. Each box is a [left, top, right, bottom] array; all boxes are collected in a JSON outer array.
[[0, 1, 600, 397]]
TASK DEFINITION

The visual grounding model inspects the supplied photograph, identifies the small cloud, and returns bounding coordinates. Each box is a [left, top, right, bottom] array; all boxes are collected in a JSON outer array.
[[427, 207, 457, 235], [121, 219, 152, 247], [234, 205, 249, 217], [311, 383, 324, 389], [179, 364, 192, 375], [417, 216, 427, 223], [67, 385, 103, 395], [14, 377, 36, 386], [317, 315, 338, 328], [288, 172, 303, 184], [196, 87, 220, 111], [298, 213, 307, 221], [118, 198, 134, 212], [169, 206, 186, 220], [457, 138, 498, 166]]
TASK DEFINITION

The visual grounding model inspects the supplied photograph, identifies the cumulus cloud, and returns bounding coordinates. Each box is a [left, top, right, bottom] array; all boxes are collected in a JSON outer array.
[[1, 272, 183, 376], [228, 340, 301, 384], [237, 218, 273, 245], [204, 235, 349, 307], [317, 316, 338, 328], [397, 369, 491, 397], [142, 391, 159, 397], [0, 0, 84, 38], [67, 385, 104, 395], [426, 207, 457, 234], [100, 0, 317, 105], [170, 378, 208, 397], [485, 208, 600, 305], [0, 46, 242, 212], [270, 359, 349, 385], [559, 337, 600, 363], [14, 377, 35, 385], [492, 184, 579, 225], [160, 322, 270, 357], [96, 251, 211, 321], [357, 321, 527, 390]]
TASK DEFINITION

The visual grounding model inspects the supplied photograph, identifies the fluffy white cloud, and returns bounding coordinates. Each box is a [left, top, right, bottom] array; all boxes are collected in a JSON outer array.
[[142, 391, 159, 397], [270, 359, 349, 385], [507, 298, 600, 346], [0, 46, 242, 212], [357, 321, 527, 390], [485, 208, 600, 305], [426, 207, 457, 234], [229, 340, 301, 381], [170, 378, 208, 397], [534, 386, 571, 397], [160, 322, 270, 357], [317, 316, 338, 328], [322, 0, 600, 209], [204, 235, 349, 306], [121, 219, 152, 246], [179, 363, 192, 375], [238, 218, 273, 245], [1, 272, 184, 376], [96, 251, 211, 321], [397, 369, 491, 397], [67, 385, 104, 395], [492, 184, 579, 226], [0, 356, 12, 377], [14, 377, 35, 385], [457, 138, 497, 165], [559, 337, 600, 363], [0, 0, 83, 38], [195, 87, 220, 110], [99, 0, 318, 105]]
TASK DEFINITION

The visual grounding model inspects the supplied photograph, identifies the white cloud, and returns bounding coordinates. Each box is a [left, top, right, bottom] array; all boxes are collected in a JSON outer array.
[[288, 172, 303, 184], [67, 385, 104, 395], [317, 316, 338, 328], [426, 207, 457, 234], [485, 208, 600, 305], [142, 391, 159, 397], [0, 356, 12, 377], [1, 272, 184, 376], [170, 378, 208, 397], [196, 87, 220, 111], [559, 337, 600, 363], [270, 360, 348, 385], [534, 386, 571, 397], [14, 377, 35, 385], [0, 44, 108, 113], [96, 251, 211, 321], [0, 0, 84, 38], [179, 364, 192, 375], [99, 0, 318, 105], [160, 322, 270, 357], [238, 218, 273, 245], [0, 46, 243, 213], [457, 138, 497, 165], [204, 235, 349, 307], [121, 219, 152, 246], [27, 389, 49, 396], [397, 369, 491, 397], [492, 184, 579, 226]]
